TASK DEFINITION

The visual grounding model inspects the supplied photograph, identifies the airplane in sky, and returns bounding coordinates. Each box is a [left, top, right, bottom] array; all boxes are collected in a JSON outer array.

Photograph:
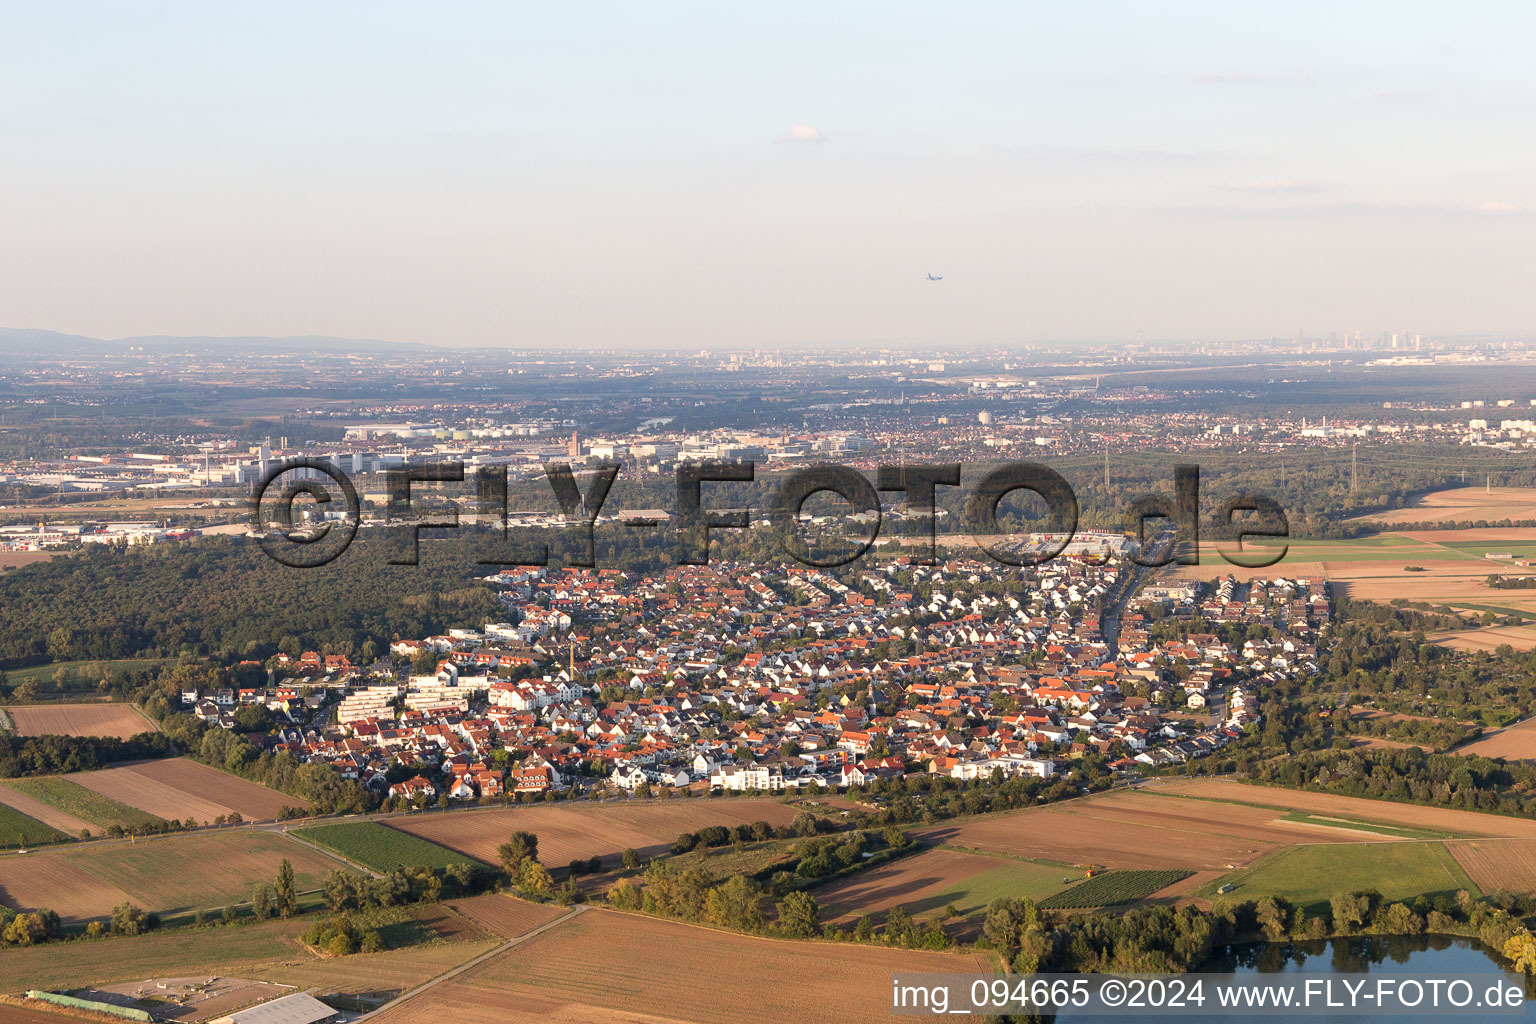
[[925, 272, 943, 281]]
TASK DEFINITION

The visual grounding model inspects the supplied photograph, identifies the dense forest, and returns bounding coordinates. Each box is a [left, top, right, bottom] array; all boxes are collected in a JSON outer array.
[[0, 537, 503, 668]]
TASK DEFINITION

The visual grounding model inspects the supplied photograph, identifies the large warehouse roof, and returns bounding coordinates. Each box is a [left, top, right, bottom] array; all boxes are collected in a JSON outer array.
[[211, 992, 336, 1024]]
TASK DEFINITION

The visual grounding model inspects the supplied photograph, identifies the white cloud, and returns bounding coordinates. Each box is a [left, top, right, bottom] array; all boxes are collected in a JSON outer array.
[[1479, 200, 1527, 215], [787, 124, 827, 143]]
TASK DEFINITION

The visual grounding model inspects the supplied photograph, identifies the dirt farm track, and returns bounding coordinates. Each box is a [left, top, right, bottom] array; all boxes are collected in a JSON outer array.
[[5, 703, 158, 740]]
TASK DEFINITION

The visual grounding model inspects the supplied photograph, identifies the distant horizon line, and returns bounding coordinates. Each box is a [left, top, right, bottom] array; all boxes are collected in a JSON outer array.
[[2, 325, 1529, 356]]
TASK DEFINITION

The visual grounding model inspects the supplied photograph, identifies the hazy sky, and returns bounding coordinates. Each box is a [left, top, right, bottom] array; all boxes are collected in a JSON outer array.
[[4, 2, 1534, 349]]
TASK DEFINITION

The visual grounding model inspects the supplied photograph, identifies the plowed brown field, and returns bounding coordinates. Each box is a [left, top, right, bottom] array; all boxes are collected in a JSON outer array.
[[1151, 779, 1536, 838], [1455, 718, 1536, 761], [444, 893, 570, 938], [1448, 838, 1536, 893], [7, 703, 157, 739], [369, 909, 996, 1024], [67, 757, 306, 822], [388, 799, 802, 868], [0, 830, 343, 922], [919, 788, 1391, 874]]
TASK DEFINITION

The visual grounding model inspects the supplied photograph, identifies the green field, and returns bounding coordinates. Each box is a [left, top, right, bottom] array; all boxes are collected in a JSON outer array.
[[2, 777, 166, 832], [1197, 842, 1479, 913], [0, 802, 69, 848], [0, 916, 312, 993], [1038, 869, 1193, 909], [1280, 810, 1470, 841], [293, 821, 474, 872], [1, 658, 167, 690], [924, 857, 1075, 917], [1438, 541, 1536, 557]]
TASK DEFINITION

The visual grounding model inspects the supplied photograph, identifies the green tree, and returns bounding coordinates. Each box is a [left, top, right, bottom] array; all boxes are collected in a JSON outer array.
[[324, 868, 353, 912], [706, 874, 766, 932], [518, 859, 554, 899], [777, 890, 821, 938], [111, 902, 148, 936], [251, 883, 275, 919], [1254, 896, 1290, 941], [274, 858, 297, 918], [498, 830, 540, 876]]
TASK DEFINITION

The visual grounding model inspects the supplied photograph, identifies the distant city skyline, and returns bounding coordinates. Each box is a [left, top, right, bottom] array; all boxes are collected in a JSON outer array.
[[4, 2, 1535, 349]]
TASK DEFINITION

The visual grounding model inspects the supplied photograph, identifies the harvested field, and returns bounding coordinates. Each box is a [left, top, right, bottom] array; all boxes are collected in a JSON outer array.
[[67, 757, 306, 823], [1361, 487, 1536, 525], [369, 909, 997, 1024], [0, 782, 95, 835], [5, 703, 157, 739], [1436, 625, 1536, 653], [0, 550, 54, 568], [0, 829, 346, 922], [445, 893, 571, 939], [814, 848, 1069, 925], [1455, 718, 1536, 761], [1149, 779, 1536, 837], [1448, 838, 1536, 894], [919, 788, 1391, 875], [387, 799, 803, 869]]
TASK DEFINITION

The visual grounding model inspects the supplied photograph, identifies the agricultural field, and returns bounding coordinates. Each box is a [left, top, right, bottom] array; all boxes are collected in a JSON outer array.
[[1360, 487, 1536, 526], [1, 776, 165, 833], [1448, 838, 1536, 894], [0, 829, 347, 923], [4, 703, 157, 739], [1037, 870, 1194, 910], [244, 930, 501, 1008], [387, 798, 805, 869], [1196, 842, 1479, 914], [814, 847, 1071, 927], [0, 909, 498, 1000], [0, 916, 311, 993], [1150, 779, 1536, 839], [1177, 530, 1536, 608], [67, 757, 307, 823], [443, 893, 570, 939], [1454, 718, 1536, 761], [1278, 811, 1467, 841], [0, 782, 95, 836], [293, 821, 474, 873], [369, 908, 997, 1024], [918, 787, 1385, 876], [1435, 625, 1536, 653], [0, 802, 68, 849], [0, 550, 55, 569]]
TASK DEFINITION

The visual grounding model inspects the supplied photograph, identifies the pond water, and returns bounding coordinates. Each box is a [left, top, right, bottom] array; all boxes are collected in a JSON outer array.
[[1058, 935, 1532, 1023]]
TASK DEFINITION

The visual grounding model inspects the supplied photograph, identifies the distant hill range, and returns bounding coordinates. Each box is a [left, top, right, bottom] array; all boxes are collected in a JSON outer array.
[[0, 327, 422, 357]]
